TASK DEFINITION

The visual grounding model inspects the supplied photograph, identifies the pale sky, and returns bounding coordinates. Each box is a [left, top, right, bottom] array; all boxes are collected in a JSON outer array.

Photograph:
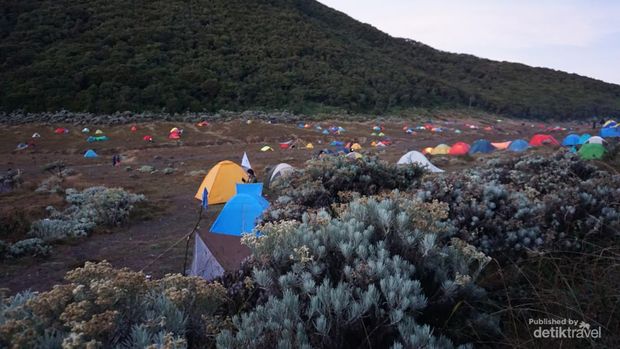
[[318, 0, 620, 85]]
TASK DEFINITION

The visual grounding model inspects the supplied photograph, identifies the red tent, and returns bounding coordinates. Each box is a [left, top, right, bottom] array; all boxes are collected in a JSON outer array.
[[449, 142, 470, 155], [143, 135, 153, 142], [529, 134, 560, 147], [168, 131, 181, 140], [130, 125, 138, 132], [54, 128, 67, 134], [279, 141, 293, 149], [197, 121, 210, 127]]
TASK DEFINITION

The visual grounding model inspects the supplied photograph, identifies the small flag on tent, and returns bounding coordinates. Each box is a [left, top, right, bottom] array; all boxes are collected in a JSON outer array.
[[241, 152, 252, 169], [201, 188, 208, 209]]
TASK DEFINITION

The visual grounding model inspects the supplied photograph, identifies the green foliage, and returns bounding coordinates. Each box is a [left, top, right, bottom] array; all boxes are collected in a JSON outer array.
[[1, 0, 619, 118]]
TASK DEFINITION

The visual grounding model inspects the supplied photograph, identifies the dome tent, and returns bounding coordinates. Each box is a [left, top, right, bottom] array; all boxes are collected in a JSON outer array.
[[430, 144, 450, 155], [210, 193, 269, 236], [265, 163, 294, 188], [600, 127, 620, 138], [578, 134, 592, 145], [469, 139, 495, 155], [491, 141, 511, 150], [397, 151, 443, 173], [578, 143, 605, 160], [586, 136, 604, 145], [561, 134, 581, 146], [507, 139, 529, 152], [194, 161, 248, 205], [529, 134, 560, 147], [84, 149, 98, 158], [448, 142, 470, 156]]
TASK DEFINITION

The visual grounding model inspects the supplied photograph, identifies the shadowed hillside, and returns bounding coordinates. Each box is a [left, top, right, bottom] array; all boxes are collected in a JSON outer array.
[[1, 0, 619, 118]]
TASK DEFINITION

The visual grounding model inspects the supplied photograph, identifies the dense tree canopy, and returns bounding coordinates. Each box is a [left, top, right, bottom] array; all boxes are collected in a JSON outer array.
[[1, 0, 619, 118]]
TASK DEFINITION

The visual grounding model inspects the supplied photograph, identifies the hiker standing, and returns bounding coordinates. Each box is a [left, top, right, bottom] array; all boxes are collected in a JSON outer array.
[[244, 169, 257, 183], [112, 155, 117, 167]]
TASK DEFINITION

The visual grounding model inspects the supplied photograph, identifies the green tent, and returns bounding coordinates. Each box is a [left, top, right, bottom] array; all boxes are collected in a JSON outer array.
[[578, 143, 605, 160]]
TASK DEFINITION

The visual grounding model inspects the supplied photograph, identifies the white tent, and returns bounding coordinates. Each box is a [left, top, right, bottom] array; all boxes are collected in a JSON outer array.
[[189, 234, 224, 281], [586, 136, 605, 145], [265, 163, 295, 188], [32, 132, 41, 138], [270, 163, 294, 182], [397, 151, 444, 173], [241, 152, 252, 170], [81, 127, 90, 133]]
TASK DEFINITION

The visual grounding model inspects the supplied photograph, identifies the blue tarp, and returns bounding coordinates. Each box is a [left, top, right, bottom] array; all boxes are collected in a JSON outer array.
[[601, 127, 620, 138], [507, 139, 529, 152], [210, 193, 269, 236], [469, 139, 495, 154], [578, 134, 592, 144], [561, 134, 581, 146]]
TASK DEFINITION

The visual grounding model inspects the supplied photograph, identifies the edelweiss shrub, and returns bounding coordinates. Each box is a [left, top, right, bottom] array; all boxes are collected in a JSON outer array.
[[417, 152, 620, 256], [0, 261, 228, 348], [6, 238, 51, 258], [28, 187, 145, 243], [265, 156, 425, 222], [221, 192, 498, 348]]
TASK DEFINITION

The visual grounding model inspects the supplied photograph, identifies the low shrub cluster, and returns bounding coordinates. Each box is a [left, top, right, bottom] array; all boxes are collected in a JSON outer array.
[[265, 156, 425, 222], [1, 187, 145, 260], [0, 261, 228, 348], [225, 193, 497, 348], [0, 169, 22, 194], [416, 152, 620, 257]]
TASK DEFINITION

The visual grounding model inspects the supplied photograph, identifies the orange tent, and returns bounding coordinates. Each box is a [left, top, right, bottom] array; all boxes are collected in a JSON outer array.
[[194, 161, 248, 204], [529, 134, 560, 147], [422, 147, 434, 155], [491, 141, 511, 150], [449, 142, 470, 155]]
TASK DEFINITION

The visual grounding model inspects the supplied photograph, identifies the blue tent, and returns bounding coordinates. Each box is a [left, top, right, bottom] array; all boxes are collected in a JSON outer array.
[[322, 129, 329, 135], [507, 139, 529, 152], [578, 134, 592, 144], [561, 134, 581, 146], [235, 183, 269, 207], [210, 193, 269, 236], [600, 127, 620, 138], [84, 149, 98, 158], [330, 141, 344, 146], [469, 139, 495, 154]]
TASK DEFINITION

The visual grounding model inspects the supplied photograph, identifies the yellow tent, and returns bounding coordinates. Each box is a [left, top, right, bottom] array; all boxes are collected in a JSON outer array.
[[194, 161, 248, 204], [95, 129, 104, 135], [422, 147, 434, 155], [491, 141, 511, 150], [431, 144, 451, 155], [370, 141, 377, 147], [351, 143, 362, 151], [306, 143, 314, 149], [260, 146, 274, 152], [170, 127, 179, 133]]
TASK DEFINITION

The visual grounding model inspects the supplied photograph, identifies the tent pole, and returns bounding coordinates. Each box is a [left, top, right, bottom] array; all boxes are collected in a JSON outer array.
[[182, 204, 204, 276]]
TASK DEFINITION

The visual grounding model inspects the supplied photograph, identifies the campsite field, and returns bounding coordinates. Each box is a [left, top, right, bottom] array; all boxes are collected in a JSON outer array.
[[0, 116, 595, 294]]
